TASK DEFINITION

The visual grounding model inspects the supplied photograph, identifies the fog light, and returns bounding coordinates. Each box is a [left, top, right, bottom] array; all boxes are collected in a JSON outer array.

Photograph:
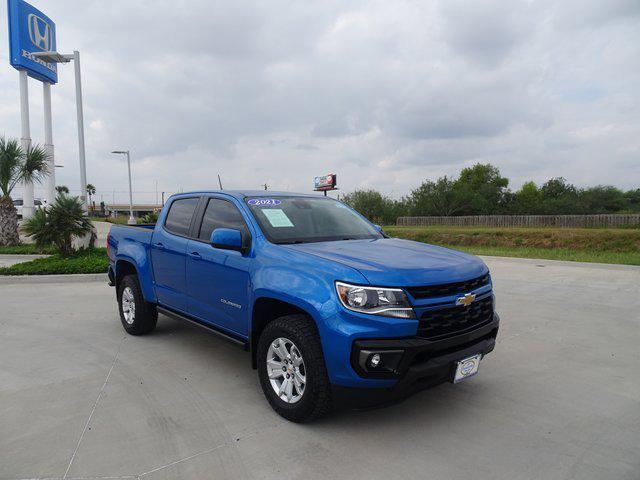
[[358, 349, 405, 375], [370, 353, 381, 368]]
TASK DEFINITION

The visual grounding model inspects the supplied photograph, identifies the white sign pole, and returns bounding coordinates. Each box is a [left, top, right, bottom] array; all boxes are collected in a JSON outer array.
[[42, 81, 55, 205], [19, 70, 34, 219], [73, 50, 88, 213]]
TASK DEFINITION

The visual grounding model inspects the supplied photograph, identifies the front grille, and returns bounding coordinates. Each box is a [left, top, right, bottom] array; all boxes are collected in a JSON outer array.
[[417, 296, 493, 339], [406, 274, 490, 300]]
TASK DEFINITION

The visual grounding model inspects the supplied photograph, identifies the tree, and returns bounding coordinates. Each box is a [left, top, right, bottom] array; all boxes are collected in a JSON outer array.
[[455, 163, 509, 215], [539, 177, 583, 214], [86, 183, 96, 212], [341, 189, 400, 225], [55, 185, 69, 195], [581, 186, 626, 214], [0, 137, 49, 246], [511, 181, 544, 214], [408, 176, 467, 216], [624, 189, 640, 212], [23, 194, 93, 257]]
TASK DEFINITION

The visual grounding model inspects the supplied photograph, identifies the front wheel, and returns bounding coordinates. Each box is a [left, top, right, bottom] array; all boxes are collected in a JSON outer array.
[[117, 274, 157, 335], [257, 314, 332, 422]]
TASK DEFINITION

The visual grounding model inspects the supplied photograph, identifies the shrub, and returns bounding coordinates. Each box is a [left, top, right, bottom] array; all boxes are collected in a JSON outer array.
[[23, 195, 93, 257]]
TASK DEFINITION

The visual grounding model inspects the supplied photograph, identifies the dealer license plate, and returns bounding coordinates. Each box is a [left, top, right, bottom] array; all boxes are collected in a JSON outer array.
[[453, 354, 482, 383]]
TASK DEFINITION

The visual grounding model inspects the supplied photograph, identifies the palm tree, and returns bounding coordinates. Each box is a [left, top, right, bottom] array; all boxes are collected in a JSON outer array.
[[0, 137, 49, 246], [55, 185, 69, 195], [24, 194, 93, 257], [86, 183, 96, 213]]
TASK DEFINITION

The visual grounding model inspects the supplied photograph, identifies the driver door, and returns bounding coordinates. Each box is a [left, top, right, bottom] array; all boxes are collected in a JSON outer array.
[[186, 197, 251, 336]]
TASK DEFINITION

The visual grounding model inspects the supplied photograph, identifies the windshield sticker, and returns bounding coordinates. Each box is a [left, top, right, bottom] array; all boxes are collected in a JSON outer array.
[[262, 209, 294, 227], [248, 198, 281, 206]]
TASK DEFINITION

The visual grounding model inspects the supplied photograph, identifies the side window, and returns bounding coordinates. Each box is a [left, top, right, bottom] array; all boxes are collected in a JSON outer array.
[[199, 198, 248, 241], [164, 197, 199, 236]]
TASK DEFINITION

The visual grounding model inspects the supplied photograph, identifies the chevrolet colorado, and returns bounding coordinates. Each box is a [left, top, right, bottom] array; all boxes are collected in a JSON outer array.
[[107, 191, 499, 422]]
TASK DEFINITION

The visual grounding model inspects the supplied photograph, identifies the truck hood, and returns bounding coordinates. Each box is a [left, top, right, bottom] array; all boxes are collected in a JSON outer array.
[[283, 238, 488, 287]]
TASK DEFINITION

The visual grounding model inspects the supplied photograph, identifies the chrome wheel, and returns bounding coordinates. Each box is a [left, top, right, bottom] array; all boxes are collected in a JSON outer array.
[[266, 337, 306, 404], [121, 287, 136, 325]]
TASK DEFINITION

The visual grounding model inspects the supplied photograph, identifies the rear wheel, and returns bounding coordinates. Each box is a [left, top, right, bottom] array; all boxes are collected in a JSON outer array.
[[257, 314, 332, 422], [117, 274, 157, 335]]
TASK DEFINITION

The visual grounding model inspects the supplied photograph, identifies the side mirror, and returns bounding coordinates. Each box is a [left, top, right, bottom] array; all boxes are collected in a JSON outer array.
[[374, 224, 383, 232], [211, 228, 243, 252]]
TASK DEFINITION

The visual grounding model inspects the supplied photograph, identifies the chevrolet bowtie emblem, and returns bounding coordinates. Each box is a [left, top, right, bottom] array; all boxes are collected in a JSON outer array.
[[456, 293, 476, 307]]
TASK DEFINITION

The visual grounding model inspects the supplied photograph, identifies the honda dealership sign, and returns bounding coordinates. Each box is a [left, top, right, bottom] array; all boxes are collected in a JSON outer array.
[[7, 0, 57, 83]]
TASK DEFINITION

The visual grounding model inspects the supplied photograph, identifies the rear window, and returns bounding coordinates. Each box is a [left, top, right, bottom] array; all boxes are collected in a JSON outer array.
[[164, 197, 199, 236]]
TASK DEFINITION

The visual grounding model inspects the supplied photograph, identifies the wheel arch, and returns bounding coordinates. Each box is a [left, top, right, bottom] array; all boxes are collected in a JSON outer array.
[[113, 257, 157, 304], [250, 296, 317, 369], [115, 258, 138, 291]]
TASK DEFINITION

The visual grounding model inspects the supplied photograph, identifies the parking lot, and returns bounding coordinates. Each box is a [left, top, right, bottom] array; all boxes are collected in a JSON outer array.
[[1, 256, 639, 480]]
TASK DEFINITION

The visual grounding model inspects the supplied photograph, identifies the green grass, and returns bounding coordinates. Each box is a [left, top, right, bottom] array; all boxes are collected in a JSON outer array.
[[0, 244, 57, 255], [384, 226, 640, 265], [0, 248, 108, 275], [88, 216, 129, 224]]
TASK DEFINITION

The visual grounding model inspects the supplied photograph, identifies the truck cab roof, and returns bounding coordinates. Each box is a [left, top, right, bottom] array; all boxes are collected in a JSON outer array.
[[171, 190, 325, 200]]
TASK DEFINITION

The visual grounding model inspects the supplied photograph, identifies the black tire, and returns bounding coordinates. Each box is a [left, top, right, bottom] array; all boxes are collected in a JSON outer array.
[[117, 274, 158, 335], [257, 314, 332, 422]]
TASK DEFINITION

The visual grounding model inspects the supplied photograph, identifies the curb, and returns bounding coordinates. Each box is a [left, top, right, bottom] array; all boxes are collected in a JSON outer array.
[[0, 273, 108, 285]]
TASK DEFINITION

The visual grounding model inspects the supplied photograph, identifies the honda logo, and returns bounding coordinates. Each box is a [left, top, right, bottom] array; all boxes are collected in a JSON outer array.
[[27, 13, 50, 51]]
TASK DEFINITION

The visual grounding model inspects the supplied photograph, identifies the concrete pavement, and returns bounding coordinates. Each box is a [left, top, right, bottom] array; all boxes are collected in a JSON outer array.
[[0, 257, 638, 479], [0, 254, 49, 268]]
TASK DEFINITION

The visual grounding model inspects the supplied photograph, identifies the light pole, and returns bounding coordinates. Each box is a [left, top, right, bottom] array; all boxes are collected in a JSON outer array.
[[111, 150, 136, 225], [32, 50, 88, 214]]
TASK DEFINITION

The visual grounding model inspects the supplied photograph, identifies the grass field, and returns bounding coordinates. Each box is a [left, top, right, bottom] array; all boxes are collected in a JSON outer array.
[[384, 226, 640, 265], [0, 248, 108, 275]]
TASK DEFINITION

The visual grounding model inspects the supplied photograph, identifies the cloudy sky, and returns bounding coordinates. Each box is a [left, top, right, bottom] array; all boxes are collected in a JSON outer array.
[[1, 0, 639, 204]]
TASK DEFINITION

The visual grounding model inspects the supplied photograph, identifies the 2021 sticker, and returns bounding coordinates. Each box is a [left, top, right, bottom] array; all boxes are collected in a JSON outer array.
[[248, 198, 282, 206]]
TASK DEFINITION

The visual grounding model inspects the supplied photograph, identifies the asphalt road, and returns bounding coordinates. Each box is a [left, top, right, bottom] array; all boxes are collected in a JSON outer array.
[[1, 257, 639, 480]]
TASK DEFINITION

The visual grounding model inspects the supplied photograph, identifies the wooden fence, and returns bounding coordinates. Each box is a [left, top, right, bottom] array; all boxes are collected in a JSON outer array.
[[396, 214, 640, 228]]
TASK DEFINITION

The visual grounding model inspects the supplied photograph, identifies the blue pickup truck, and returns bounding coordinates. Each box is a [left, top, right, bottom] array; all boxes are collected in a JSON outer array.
[[108, 191, 499, 422]]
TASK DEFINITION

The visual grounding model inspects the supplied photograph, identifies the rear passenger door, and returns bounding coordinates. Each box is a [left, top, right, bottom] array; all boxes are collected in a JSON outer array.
[[151, 197, 199, 312], [186, 197, 252, 336]]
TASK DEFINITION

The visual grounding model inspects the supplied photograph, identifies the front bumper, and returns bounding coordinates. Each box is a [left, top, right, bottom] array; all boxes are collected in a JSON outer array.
[[333, 313, 499, 408]]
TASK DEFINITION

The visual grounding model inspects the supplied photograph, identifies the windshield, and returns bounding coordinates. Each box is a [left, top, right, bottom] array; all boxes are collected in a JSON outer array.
[[245, 196, 382, 244]]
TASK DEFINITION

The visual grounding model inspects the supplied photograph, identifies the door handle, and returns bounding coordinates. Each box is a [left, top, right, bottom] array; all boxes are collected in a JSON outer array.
[[153, 242, 165, 250], [188, 251, 201, 260]]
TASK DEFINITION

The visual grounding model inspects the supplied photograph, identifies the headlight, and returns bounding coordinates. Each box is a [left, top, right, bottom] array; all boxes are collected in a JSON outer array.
[[335, 282, 416, 319]]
